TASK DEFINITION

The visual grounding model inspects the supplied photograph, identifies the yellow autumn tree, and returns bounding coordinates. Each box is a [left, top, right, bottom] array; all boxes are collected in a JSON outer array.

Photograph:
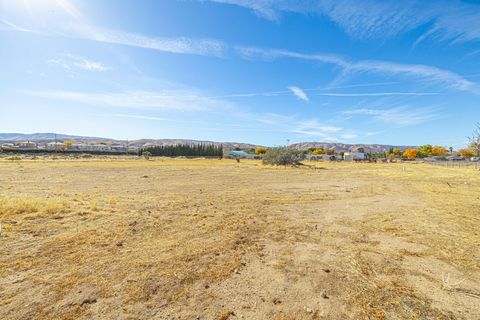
[[458, 149, 474, 158], [431, 145, 447, 156], [312, 148, 325, 155], [403, 148, 418, 159], [64, 141, 73, 150]]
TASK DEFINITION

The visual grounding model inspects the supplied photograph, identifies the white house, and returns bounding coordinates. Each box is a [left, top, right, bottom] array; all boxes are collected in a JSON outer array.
[[1, 143, 15, 149], [226, 150, 255, 159], [16, 141, 37, 149], [306, 154, 322, 161], [343, 152, 367, 161], [111, 144, 126, 151], [89, 144, 111, 151], [46, 142, 64, 150], [71, 144, 90, 151]]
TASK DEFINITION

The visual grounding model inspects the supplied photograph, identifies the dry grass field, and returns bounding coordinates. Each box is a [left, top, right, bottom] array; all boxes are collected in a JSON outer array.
[[0, 157, 479, 319]]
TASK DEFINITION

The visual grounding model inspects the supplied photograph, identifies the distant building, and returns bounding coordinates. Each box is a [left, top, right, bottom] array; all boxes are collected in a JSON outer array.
[[343, 152, 367, 161], [89, 144, 111, 151], [306, 154, 336, 161], [71, 144, 88, 151], [1, 143, 15, 149], [142, 143, 156, 148], [226, 150, 255, 159], [424, 156, 447, 162], [306, 154, 322, 161], [16, 141, 37, 149], [111, 144, 126, 151], [447, 156, 465, 161], [46, 142, 64, 150]]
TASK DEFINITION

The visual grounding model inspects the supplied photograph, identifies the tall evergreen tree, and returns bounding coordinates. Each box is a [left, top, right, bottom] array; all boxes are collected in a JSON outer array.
[[140, 144, 224, 157]]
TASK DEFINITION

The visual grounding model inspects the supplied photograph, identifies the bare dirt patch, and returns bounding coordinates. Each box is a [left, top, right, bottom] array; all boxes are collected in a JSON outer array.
[[0, 159, 478, 319]]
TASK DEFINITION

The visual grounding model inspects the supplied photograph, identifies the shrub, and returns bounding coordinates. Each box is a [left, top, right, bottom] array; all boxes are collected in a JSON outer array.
[[6, 156, 22, 161], [142, 151, 152, 160], [255, 147, 267, 155], [262, 147, 305, 166]]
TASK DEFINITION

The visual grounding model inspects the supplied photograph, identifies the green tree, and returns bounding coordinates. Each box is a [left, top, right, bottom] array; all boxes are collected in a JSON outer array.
[[142, 151, 152, 160], [417, 144, 433, 158]]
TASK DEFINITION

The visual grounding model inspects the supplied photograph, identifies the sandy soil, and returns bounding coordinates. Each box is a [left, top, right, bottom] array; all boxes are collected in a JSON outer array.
[[0, 158, 479, 319]]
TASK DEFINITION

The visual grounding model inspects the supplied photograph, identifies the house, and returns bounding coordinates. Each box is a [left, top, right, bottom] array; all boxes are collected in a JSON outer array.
[[46, 142, 64, 150], [226, 150, 255, 159], [306, 154, 322, 161], [307, 154, 336, 161], [343, 152, 367, 161], [71, 144, 90, 151], [447, 155, 465, 161], [424, 156, 447, 162], [111, 144, 126, 151], [89, 144, 111, 151], [321, 154, 337, 161], [16, 141, 37, 149], [1, 143, 15, 149]]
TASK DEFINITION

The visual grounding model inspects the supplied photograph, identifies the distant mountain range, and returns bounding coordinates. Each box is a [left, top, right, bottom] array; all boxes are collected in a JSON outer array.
[[290, 142, 416, 153], [0, 133, 260, 151], [0, 133, 415, 153], [0, 133, 105, 141]]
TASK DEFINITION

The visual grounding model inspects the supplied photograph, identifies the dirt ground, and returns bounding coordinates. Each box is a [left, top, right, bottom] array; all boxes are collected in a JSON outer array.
[[0, 157, 479, 319]]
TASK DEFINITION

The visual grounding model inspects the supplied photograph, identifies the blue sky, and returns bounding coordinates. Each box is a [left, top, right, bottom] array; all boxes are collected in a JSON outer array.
[[1, 0, 479, 147]]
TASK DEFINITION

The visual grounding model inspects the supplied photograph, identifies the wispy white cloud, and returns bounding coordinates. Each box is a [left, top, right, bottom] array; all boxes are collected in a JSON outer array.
[[205, 0, 480, 44], [343, 106, 441, 127], [236, 47, 478, 93], [0, 4, 227, 58], [288, 86, 309, 101], [290, 119, 347, 141], [252, 112, 296, 125], [467, 49, 480, 57], [101, 114, 173, 121], [21, 89, 230, 111], [98, 113, 207, 124], [48, 54, 110, 73], [340, 133, 358, 140], [73, 58, 110, 72], [0, 19, 47, 35], [312, 92, 438, 97], [3, 2, 475, 93], [70, 25, 227, 58]]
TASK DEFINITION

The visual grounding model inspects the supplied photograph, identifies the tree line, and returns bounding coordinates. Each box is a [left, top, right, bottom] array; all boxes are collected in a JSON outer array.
[[140, 144, 223, 157]]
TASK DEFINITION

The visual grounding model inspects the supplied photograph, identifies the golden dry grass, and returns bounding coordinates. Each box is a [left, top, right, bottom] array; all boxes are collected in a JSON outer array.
[[0, 158, 479, 319]]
